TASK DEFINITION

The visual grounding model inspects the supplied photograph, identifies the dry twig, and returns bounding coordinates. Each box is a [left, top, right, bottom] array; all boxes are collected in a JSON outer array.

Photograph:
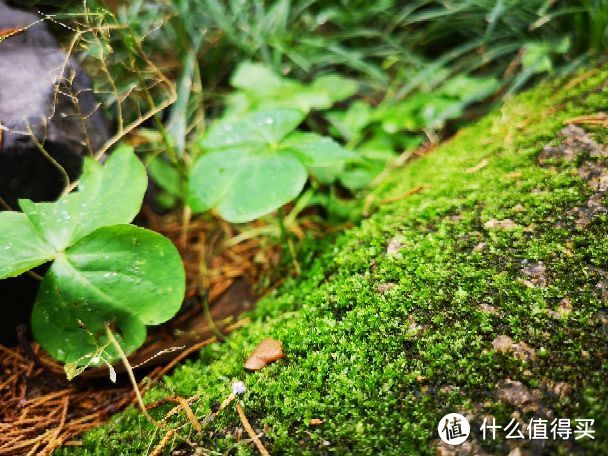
[[236, 402, 270, 456]]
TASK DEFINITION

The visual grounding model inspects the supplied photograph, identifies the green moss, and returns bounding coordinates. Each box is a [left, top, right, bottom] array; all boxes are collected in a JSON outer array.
[[62, 66, 608, 455]]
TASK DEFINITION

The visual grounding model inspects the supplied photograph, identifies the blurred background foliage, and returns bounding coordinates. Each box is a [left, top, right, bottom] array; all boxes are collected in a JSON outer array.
[[33, 0, 608, 224], [95, 0, 608, 95]]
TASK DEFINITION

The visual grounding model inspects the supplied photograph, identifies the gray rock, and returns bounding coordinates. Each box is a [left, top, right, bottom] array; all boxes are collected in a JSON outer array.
[[0, 1, 109, 207], [0, 1, 109, 344]]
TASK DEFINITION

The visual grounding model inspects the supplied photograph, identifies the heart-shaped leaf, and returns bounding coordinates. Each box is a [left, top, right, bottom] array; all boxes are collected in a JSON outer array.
[[0, 145, 185, 368], [229, 62, 358, 113], [148, 156, 184, 197], [282, 132, 356, 183], [231, 61, 284, 95], [201, 109, 304, 150], [0, 211, 55, 279], [282, 132, 355, 167], [190, 110, 354, 222], [31, 224, 185, 363], [188, 147, 307, 223], [19, 145, 147, 251]]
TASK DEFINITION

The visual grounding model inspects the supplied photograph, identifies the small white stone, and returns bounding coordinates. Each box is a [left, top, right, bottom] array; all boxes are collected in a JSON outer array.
[[231, 380, 246, 395]]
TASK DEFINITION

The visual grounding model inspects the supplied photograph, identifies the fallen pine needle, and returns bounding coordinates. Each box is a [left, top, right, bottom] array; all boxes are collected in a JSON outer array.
[[38, 395, 69, 456], [105, 325, 194, 446], [466, 158, 489, 173], [176, 397, 202, 432], [132, 345, 186, 369], [564, 112, 608, 127], [236, 402, 270, 456], [154, 318, 250, 379], [379, 185, 431, 205], [150, 429, 175, 456]]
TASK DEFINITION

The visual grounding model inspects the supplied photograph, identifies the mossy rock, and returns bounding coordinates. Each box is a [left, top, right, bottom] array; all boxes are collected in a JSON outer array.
[[63, 65, 608, 455]]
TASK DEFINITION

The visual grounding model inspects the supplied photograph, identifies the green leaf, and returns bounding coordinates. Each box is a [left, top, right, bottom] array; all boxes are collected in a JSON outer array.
[[188, 147, 307, 223], [192, 109, 355, 222], [224, 92, 252, 119], [441, 75, 499, 102], [148, 156, 183, 197], [339, 167, 379, 190], [308, 191, 363, 222], [522, 42, 553, 74], [282, 132, 354, 184], [201, 109, 305, 149], [31, 225, 185, 364], [277, 84, 333, 112], [0, 211, 55, 279], [229, 63, 357, 113], [311, 74, 358, 102], [231, 61, 284, 95], [282, 132, 355, 167], [19, 145, 147, 250], [0, 145, 184, 369], [327, 101, 371, 140]]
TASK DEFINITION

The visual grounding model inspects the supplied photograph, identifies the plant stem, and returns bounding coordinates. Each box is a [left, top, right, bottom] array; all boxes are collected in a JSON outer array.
[[104, 324, 194, 444]]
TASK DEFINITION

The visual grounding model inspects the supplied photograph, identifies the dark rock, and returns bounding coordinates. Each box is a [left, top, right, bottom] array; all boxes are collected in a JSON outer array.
[[0, 2, 110, 344], [521, 260, 548, 288], [538, 124, 608, 165], [0, 1, 109, 207]]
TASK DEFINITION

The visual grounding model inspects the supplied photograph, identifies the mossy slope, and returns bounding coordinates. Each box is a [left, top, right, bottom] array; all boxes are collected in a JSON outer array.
[[66, 66, 608, 455]]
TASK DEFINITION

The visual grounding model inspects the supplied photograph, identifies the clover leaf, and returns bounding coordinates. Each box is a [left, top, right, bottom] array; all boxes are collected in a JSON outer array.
[[0, 146, 185, 366], [31, 225, 184, 363], [148, 155, 186, 208], [0, 211, 55, 278], [228, 62, 357, 114], [19, 144, 147, 251], [188, 109, 355, 223]]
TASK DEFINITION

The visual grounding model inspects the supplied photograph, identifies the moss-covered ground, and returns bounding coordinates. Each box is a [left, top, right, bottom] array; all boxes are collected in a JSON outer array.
[[62, 65, 608, 455]]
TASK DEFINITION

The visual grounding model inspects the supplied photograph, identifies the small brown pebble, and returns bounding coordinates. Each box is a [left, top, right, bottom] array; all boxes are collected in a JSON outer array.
[[473, 242, 487, 253], [478, 303, 497, 314], [522, 279, 536, 288], [548, 297, 572, 319], [386, 237, 404, 257], [521, 260, 547, 287], [543, 380, 572, 399], [505, 172, 523, 179], [309, 418, 325, 426], [466, 158, 489, 173], [492, 335, 536, 361], [496, 380, 540, 411], [508, 447, 523, 456], [245, 338, 285, 371], [492, 335, 514, 353], [484, 219, 518, 229], [376, 282, 396, 294]]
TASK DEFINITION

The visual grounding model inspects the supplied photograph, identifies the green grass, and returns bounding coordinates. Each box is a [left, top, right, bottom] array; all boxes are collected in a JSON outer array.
[[61, 62, 608, 455], [103, 0, 608, 87], [67, 0, 608, 137]]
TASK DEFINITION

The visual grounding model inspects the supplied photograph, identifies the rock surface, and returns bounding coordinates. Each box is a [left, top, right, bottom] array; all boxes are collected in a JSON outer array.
[[69, 65, 608, 455]]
